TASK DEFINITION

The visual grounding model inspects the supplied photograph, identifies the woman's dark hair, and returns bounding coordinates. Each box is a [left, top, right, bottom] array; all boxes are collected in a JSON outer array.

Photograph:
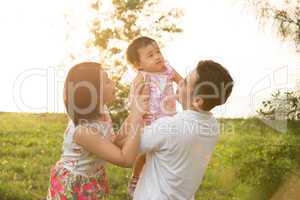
[[193, 60, 234, 111], [126, 36, 157, 68], [64, 62, 103, 125]]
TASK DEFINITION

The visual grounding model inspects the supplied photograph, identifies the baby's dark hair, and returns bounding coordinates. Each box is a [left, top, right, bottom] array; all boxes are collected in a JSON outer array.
[[126, 36, 157, 69], [193, 60, 234, 111]]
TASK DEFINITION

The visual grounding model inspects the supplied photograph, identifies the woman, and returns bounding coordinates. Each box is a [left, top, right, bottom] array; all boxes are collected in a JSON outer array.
[[47, 62, 148, 199]]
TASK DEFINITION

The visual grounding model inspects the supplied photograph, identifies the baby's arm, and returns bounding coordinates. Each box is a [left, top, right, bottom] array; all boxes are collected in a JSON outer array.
[[133, 154, 146, 176], [172, 68, 183, 84]]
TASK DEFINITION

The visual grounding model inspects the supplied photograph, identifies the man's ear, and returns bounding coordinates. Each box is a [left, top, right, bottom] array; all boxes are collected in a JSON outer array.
[[192, 95, 204, 111]]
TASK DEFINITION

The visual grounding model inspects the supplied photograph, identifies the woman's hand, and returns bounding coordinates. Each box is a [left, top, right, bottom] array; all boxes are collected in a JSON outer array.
[[130, 94, 150, 123], [112, 94, 149, 148]]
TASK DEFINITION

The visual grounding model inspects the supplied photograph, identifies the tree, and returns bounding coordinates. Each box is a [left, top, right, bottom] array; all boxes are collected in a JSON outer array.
[[245, 0, 300, 120], [88, 0, 183, 128], [257, 90, 300, 121], [247, 0, 300, 51]]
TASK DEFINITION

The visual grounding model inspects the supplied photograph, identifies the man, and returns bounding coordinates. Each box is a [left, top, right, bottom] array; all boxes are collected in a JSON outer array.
[[132, 60, 234, 200]]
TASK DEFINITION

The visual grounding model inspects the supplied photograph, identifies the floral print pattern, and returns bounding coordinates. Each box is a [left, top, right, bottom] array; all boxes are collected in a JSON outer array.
[[47, 161, 109, 200], [47, 113, 113, 200]]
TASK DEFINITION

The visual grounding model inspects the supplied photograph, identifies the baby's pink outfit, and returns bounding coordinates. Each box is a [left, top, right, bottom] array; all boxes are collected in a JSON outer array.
[[138, 62, 177, 124]]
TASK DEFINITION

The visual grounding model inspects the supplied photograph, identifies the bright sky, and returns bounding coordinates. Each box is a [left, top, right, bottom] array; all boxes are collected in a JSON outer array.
[[0, 0, 299, 117]]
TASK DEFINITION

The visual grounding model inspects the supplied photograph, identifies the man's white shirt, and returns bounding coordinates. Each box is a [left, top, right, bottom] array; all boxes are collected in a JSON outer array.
[[133, 110, 219, 200]]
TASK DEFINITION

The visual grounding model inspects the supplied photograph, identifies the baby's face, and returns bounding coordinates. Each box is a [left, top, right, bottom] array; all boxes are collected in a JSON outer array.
[[137, 42, 165, 72]]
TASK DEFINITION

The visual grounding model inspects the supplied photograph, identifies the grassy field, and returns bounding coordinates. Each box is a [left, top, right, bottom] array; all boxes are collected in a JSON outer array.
[[0, 112, 299, 200]]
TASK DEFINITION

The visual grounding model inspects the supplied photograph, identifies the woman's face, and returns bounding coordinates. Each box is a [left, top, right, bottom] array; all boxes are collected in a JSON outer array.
[[100, 70, 116, 104]]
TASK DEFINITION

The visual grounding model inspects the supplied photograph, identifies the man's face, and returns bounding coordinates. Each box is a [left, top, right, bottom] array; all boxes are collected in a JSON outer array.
[[136, 42, 165, 72], [176, 69, 198, 109]]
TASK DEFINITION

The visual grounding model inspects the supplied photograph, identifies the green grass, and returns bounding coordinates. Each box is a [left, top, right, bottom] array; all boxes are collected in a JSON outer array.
[[0, 112, 299, 200]]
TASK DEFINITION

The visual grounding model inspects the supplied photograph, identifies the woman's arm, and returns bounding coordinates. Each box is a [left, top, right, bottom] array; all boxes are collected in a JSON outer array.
[[110, 73, 151, 148], [74, 114, 142, 168], [112, 131, 129, 148], [74, 94, 149, 168]]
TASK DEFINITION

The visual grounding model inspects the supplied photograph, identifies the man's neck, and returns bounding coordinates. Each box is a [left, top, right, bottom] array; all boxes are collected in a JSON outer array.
[[183, 105, 211, 115], [182, 104, 198, 112]]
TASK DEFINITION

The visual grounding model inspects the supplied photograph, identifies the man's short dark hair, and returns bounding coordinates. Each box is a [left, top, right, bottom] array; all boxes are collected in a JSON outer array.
[[126, 36, 157, 68], [193, 60, 234, 111]]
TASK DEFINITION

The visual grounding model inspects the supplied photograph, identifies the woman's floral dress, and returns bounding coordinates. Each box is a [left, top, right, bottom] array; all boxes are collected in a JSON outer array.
[[47, 116, 113, 200]]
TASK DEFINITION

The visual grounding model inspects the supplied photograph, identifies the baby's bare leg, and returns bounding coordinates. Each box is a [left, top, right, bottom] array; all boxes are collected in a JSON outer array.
[[132, 154, 146, 177], [128, 154, 146, 196]]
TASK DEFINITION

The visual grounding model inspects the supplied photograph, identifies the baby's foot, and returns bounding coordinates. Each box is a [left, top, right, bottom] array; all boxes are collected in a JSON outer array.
[[127, 176, 139, 197]]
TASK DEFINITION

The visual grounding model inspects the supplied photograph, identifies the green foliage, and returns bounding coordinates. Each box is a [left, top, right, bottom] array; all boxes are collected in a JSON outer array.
[[0, 113, 300, 199], [234, 128, 300, 199], [197, 118, 300, 200], [247, 0, 300, 50], [88, 0, 183, 126], [90, 0, 183, 76], [108, 76, 131, 131], [257, 90, 300, 121], [0, 113, 67, 199]]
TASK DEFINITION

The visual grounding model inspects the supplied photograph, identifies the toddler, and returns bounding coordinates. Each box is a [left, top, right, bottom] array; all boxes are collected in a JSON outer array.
[[126, 36, 183, 196]]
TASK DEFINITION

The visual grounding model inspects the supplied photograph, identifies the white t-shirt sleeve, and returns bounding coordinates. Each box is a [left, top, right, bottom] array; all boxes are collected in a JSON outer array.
[[139, 121, 168, 154]]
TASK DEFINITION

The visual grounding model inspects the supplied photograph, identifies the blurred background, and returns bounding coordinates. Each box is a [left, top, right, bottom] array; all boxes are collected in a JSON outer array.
[[0, 0, 299, 199], [1, 0, 299, 118]]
